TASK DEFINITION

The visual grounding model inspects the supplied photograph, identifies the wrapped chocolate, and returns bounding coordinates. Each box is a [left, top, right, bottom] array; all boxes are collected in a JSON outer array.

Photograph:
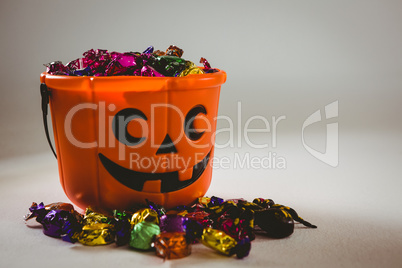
[[151, 55, 187, 77], [130, 208, 159, 228], [200, 228, 250, 258], [61, 216, 82, 243], [182, 218, 204, 243], [24, 202, 48, 222], [154, 232, 191, 259], [253, 197, 275, 208], [159, 214, 185, 233], [142, 46, 154, 54], [45, 61, 68, 75], [185, 211, 213, 228], [201, 228, 236, 255], [199, 57, 218, 73], [271, 204, 317, 228], [78, 223, 115, 246], [199, 57, 211, 70], [210, 196, 224, 206], [113, 210, 131, 246], [198, 197, 211, 206], [24, 202, 75, 222], [25, 197, 316, 260], [165, 45, 184, 58], [146, 200, 166, 217], [45, 45, 216, 77], [254, 208, 294, 238], [139, 65, 164, 77], [129, 221, 160, 250], [178, 61, 204, 77], [41, 210, 76, 238], [82, 207, 111, 226]]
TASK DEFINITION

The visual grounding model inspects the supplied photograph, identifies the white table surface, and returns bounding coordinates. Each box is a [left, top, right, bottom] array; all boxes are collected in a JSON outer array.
[[1, 132, 401, 268]]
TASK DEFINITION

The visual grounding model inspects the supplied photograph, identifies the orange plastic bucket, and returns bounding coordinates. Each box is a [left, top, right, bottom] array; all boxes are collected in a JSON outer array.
[[40, 71, 226, 211]]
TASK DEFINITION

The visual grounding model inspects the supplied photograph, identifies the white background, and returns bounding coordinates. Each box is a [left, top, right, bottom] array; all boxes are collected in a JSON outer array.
[[0, 0, 401, 267]]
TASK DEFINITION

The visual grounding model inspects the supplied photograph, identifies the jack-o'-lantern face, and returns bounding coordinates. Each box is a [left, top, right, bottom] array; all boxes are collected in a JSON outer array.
[[95, 85, 221, 210], [99, 104, 211, 193]]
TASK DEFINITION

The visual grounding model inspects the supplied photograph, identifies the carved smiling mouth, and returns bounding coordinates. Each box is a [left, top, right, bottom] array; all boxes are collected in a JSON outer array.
[[98, 151, 211, 193]]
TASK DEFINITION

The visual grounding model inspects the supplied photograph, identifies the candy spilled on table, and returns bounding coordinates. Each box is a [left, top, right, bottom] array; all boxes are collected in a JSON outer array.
[[24, 197, 317, 260]]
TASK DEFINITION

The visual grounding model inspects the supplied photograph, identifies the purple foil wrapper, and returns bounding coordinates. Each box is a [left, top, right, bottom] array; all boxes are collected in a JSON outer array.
[[159, 214, 185, 233]]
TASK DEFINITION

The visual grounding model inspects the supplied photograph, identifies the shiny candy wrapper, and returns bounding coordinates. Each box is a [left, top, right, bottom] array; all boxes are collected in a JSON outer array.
[[254, 208, 294, 238], [159, 214, 185, 233], [271, 204, 317, 228], [83, 207, 111, 226], [220, 217, 252, 241], [24, 202, 48, 222], [185, 211, 212, 228], [178, 61, 204, 77], [253, 198, 275, 208], [45, 61, 68, 75], [200, 228, 251, 259], [41, 210, 76, 238], [129, 221, 160, 250], [139, 65, 164, 77], [165, 45, 184, 58], [200, 57, 211, 70], [154, 232, 191, 259], [113, 210, 131, 246], [146, 200, 166, 217], [199, 58, 219, 74], [61, 217, 82, 243], [182, 218, 204, 243], [78, 223, 115, 246], [200, 228, 238, 256], [198, 197, 211, 206], [45, 45, 217, 77], [153, 50, 166, 56], [44, 202, 74, 212], [142, 46, 154, 54], [210, 196, 224, 206], [25, 197, 317, 260], [130, 208, 159, 228], [151, 55, 187, 77]]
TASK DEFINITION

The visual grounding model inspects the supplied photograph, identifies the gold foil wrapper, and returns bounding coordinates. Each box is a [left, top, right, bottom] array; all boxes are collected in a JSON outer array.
[[198, 197, 211, 206], [155, 232, 191, 259], [177, 210, 188, 217], [83, 207, 110, 225], [178, 61, 205, 77], [78, 223, 115, 246], [200, 228, 237, 256], [130, 208, 159, 228]]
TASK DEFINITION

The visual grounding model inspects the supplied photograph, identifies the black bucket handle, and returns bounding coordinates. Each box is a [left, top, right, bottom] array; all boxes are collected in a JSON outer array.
[[40, 83, 57, 159]]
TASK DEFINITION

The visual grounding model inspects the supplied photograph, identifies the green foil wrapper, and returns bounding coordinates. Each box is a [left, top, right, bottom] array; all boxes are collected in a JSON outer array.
[[129, 221, 160, 250], [200, 228, 237, 256], [78, 223, 115, 246]]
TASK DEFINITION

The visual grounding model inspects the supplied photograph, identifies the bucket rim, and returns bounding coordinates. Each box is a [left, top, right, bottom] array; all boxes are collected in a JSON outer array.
[[40, 69, 226, 91], [40, 69, 226, 82]]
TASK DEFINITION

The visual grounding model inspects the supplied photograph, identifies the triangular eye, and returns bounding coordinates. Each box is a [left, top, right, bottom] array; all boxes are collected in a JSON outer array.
[[184, 105, 207, 141], [156, 134, 178, 155]]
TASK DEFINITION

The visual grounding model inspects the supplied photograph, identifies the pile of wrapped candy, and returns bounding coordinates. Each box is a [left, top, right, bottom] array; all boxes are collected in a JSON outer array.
[[24, 197, 317, 260], [45, 45, 218, 77]]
